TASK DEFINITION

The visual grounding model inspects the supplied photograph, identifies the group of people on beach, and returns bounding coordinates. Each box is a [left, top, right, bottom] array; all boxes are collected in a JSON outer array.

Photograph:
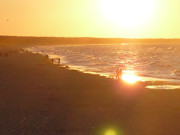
[[51, 58, 61, 64]]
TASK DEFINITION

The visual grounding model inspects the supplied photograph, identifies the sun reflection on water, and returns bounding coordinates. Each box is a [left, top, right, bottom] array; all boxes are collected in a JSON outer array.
[[121, 71, 140, 84]]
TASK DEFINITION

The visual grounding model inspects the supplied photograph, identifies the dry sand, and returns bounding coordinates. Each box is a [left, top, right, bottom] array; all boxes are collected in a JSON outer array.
[[0, 46, 180, 135]]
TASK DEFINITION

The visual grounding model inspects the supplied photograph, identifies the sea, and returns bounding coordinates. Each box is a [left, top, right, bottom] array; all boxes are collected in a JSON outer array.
[[26, 43, 180, 89]]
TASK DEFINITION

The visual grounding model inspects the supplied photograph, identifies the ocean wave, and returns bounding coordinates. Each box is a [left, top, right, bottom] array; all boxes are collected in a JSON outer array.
[[26, 44, 180, 83]]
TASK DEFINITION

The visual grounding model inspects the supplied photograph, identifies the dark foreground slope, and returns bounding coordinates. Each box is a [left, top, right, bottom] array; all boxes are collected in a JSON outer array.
[[0, 48, 179, 135]]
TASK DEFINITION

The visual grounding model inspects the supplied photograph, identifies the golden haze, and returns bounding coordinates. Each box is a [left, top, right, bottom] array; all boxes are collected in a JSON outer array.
[[0, 0, 180, 38]]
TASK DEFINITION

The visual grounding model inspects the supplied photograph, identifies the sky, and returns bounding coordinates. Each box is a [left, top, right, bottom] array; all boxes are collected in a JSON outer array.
[[0, 0, 180, 38]]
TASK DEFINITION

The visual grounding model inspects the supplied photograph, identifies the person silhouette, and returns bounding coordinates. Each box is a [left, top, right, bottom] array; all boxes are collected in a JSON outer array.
[[116, 67, 122, 80]]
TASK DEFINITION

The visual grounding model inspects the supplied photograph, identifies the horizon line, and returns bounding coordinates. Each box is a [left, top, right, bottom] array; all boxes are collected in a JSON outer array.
[[1, 35, 180, 40]]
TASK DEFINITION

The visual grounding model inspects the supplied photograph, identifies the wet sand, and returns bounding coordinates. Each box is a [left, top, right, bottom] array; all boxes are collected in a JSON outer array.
[[0, 46, 180, 135]]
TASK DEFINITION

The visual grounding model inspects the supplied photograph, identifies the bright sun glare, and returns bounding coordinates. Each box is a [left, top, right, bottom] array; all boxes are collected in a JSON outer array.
[[99, 0, 155, 28], [105, 129, 117, 135], [122, 73, 140, 84]]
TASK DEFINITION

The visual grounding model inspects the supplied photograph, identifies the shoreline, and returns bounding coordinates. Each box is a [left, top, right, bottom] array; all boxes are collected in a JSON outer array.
[[0, 44, 180, 134], [25, 46, 180, 90]]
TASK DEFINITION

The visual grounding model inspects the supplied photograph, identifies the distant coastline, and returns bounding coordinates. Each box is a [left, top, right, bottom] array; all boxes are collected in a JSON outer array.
[[1, 36, 180, 46]]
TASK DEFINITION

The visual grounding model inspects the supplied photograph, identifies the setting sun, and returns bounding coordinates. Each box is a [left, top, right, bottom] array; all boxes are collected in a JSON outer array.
[[99, 0, 156, 28]]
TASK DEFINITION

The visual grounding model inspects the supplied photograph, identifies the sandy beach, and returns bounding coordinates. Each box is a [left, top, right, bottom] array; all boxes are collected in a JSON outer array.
[[0, 45, 180, 135]]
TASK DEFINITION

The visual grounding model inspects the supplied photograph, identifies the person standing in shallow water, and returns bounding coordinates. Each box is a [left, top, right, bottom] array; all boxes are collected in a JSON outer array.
[[116, 67, 122, 80]]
